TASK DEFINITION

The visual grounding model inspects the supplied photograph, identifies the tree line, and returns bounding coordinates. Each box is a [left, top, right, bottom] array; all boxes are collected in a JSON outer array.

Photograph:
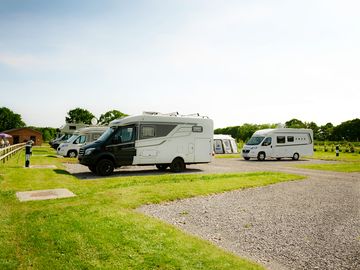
[[1, 107, 359, 142], [215, 118, 360, 142]]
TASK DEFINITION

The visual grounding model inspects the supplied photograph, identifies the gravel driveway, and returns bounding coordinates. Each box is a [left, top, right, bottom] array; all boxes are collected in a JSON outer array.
[[136, 159, 360, 270]]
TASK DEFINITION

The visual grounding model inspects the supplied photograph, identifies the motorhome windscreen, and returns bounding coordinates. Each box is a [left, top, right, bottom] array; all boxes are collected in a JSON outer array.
[[97, 127, 115, 141], [246, 136, 265, 145], [65, 134, 78, 143]]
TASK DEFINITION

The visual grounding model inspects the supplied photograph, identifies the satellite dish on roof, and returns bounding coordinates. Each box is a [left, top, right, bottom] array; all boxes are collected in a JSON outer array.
[[91, 117, 98, 125]]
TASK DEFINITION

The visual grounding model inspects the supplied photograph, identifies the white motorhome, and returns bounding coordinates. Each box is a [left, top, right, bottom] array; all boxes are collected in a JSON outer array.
[[213, 134, 238, 154], [50, 123, 89, 149], [78, 112, 214, 176], [57, 126, 107, 157], [242, 128, 313, 161]]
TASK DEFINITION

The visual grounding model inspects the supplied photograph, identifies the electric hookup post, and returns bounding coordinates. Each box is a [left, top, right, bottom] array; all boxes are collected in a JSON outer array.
[[335, 145, 340, 157], [25, 141, 33, 167]]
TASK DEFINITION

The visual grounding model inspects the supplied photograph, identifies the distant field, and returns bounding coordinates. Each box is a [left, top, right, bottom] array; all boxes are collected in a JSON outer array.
[[0, 145, 303, 270]]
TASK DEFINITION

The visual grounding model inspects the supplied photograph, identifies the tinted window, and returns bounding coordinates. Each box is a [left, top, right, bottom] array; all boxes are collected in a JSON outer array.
[[287, 136, 294, 142], [246, 136, 265, 145], [262, 137, 272, 146], [141, 126, 155, 138], [113, 126, 135, 143], [74, 135, 86, 144], [192, 126, 203, 133], [277, 136, 285, 144], [139, 124, 176, 139]]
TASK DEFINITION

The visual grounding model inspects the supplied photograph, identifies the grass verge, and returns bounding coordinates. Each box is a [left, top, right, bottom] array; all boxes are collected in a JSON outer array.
[[0, 146, 304, 270], [295, 162, 360, 172]]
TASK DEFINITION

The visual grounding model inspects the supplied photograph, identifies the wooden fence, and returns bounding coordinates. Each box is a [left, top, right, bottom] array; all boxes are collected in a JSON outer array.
[[0, 143, 26, 163]]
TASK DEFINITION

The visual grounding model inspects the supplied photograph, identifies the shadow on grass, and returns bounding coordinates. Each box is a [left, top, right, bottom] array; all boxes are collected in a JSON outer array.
[[71, 168, 204, 180], [54, 169, 71, 176]]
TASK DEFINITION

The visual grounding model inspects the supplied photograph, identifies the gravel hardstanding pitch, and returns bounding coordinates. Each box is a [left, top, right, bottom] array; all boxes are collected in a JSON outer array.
[[137, 160, 360, 270]]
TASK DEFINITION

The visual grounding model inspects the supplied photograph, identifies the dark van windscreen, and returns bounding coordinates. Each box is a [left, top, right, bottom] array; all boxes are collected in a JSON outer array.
[[97, 127, 115, 141]]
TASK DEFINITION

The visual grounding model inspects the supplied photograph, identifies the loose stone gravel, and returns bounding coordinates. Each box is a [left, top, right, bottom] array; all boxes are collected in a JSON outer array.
[[137, 161, 360, 270]]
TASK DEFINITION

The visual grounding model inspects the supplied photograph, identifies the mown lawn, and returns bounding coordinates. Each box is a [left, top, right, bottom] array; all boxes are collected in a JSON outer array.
[[0, 145, 304, 270], [300, 151, 360, 172]]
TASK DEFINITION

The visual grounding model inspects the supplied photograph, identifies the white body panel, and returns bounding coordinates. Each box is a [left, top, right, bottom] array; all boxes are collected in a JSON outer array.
[[57, 127, 107, 157], [242, 128, 313, 160]]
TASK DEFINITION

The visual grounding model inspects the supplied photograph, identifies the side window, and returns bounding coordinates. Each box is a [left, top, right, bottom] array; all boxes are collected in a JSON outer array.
[[141, 126, 155, 139], [262, 137, 272, 146], [192, 126, 203, 133], [113, 126, 135, 144], [277, 136, 285, 144], [287, 136, 294, 142], [74, 135, 86, 144]]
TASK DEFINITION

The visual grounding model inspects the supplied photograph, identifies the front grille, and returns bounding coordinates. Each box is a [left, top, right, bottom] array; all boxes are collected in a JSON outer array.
[[242, 149, 250, 153], [79, 148, 85, 156]]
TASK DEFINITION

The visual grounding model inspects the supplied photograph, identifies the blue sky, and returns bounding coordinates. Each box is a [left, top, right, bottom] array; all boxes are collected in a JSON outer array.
[[1, 0, 359, 128]]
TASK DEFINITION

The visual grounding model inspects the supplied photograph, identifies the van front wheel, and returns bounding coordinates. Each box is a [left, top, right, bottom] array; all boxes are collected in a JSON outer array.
[[292, 153, 300, 161], [257, 152, 266, 161], [96, 159, 114, 176], [68, 150, 77, 158], [170, 158, 185, 172]]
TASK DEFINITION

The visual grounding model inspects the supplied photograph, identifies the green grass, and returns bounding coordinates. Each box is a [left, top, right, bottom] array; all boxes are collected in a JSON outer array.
[[0, 146, 304, 270], [308, 151, 360, 162], [296, 162, 360, 172]]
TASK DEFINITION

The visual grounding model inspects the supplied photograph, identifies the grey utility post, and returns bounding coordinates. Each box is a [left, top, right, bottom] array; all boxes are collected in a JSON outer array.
[[25, 140, 33, 167]]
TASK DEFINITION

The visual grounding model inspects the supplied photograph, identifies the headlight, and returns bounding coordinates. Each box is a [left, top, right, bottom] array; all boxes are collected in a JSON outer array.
[[251, 147, 258, 150], [84, 148, 95, 156]]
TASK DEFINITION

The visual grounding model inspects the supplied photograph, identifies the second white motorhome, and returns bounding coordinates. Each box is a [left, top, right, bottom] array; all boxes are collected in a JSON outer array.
[[78, 112, 214, 176], [57, 126, 107, 157], [242, 128, 313, 161]]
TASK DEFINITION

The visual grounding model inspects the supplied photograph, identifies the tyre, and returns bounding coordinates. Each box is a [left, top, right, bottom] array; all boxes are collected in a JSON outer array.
[[170, 158, 185, 172], [88, 165, 97, 174], [68, 150, 78, 158], [276, 158, 282, 161], [96, 159, 114, 176], [243, 157, 250, 161], [156, 164, 168, 171], [292, 153, 300, 161], [257, 152, 266, 161]]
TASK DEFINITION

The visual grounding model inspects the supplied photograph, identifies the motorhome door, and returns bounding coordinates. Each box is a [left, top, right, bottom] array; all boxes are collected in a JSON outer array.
[[106, 125, 136, 166]]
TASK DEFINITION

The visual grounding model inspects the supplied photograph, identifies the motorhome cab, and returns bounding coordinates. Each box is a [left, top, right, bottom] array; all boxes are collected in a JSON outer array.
[[242, 128, 313, 161], [78, 112, 214, 176], [57, 127, 107, 158], [50, 123, 89, 149]]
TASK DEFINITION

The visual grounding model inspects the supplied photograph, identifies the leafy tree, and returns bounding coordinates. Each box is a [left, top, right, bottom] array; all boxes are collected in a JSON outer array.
[[65, 108, 95, 125], [305, 122, 319, 139], [318, 123, 334, 141], [0, 107, 26, 131], [332, 118, 360, 141], [285, 118, 306, 128], [99, 110, 128, 125]]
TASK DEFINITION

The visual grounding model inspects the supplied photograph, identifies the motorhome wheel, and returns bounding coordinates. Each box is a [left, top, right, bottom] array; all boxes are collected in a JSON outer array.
[[96, 159, 114, 176], [292, 153, 300, 161], [67, 150, 77, 158], [170, 158, 185, 172], [243, 157, 250, 161], [257, 152, 266, 161]]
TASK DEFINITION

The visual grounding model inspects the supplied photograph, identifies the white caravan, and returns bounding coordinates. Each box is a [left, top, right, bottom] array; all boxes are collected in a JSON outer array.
[[78, 112, 214, 176], [50, 123, 89, 149], [213, 134, 238, 154], [242, 128, 313, 161], [57, 126, 107, 158]]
